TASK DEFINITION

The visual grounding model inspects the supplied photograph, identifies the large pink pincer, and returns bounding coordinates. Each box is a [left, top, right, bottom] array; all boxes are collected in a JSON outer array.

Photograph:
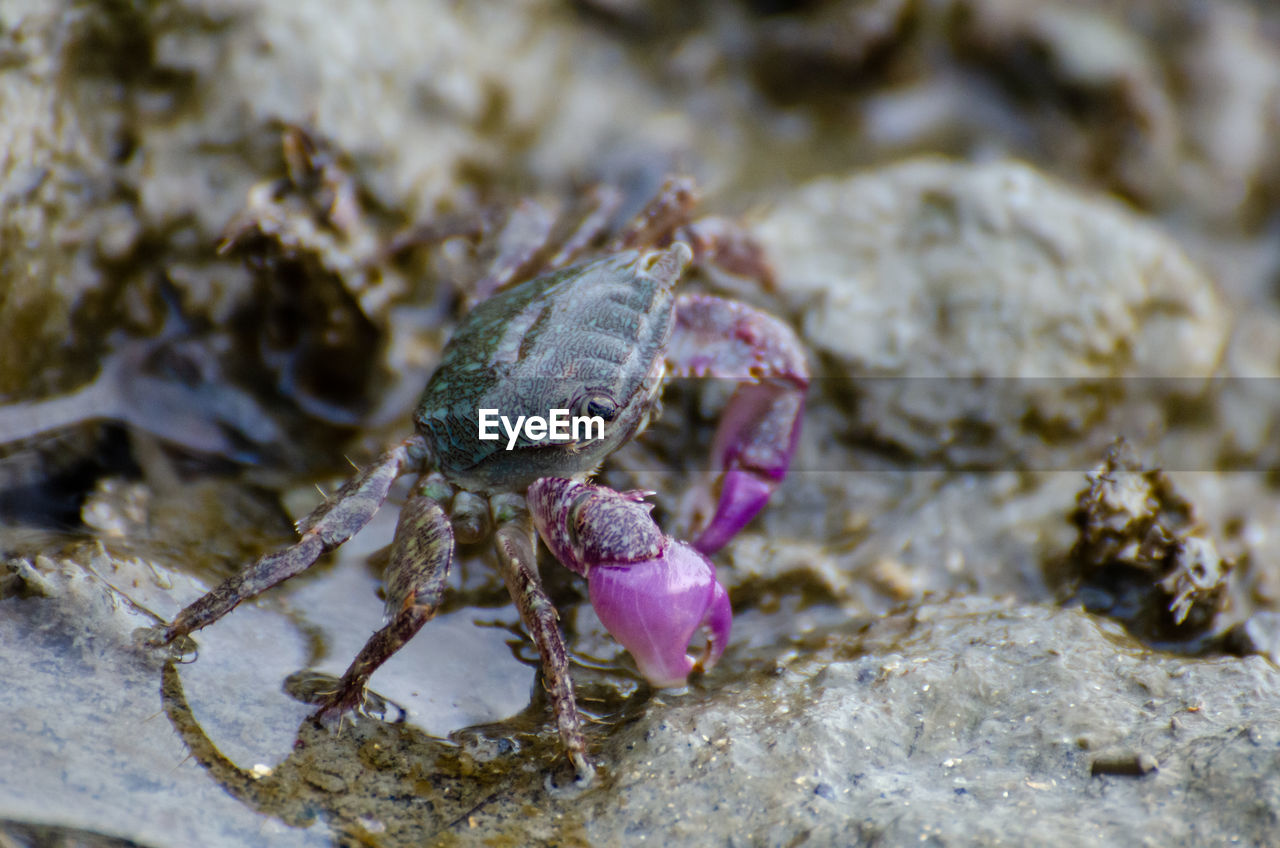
[[528, 477, 731, 688]]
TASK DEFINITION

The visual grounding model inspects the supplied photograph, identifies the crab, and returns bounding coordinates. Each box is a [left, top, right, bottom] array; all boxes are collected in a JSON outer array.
[[140, 177, 809, 783]]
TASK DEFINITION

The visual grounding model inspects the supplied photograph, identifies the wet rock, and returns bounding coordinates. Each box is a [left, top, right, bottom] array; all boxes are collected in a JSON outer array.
[[951, 0, 1280, 222], [78, 474, 295, 583], [0, 820, 160, 848], [455, 599, 1280, 845], [1223, 611, 1280, 665], [0, 529, 531, 848], [0, 544, 323, 847], [0, 1, 131, 396], [952, 0, 1183, 207], [755, 158, 1229, 469], [747, 0, 914, 101], [0, 303, 289, 465], [3, 1, 1280, 846]]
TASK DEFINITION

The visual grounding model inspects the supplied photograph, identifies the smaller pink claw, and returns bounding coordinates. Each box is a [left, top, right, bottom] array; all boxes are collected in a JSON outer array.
[[691, 469, 773, 556], [528, 477, 731, 688], [692, 379, 805, 555]]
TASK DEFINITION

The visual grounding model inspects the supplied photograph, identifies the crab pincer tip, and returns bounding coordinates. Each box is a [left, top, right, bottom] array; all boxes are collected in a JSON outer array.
[[693, 469, 773, 555]]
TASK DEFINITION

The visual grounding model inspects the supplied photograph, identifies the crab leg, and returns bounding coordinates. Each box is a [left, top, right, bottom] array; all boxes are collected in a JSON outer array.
[[313, 481, 453, 718], [667, 294, 809, 554], [476, 184, 628, 301], [528, 478, 732, 689], [471, 198, 558, 305], [491, 494, 593, 784], [676, 215, 776, 288], [608, 176, 698, 251], [544, 184, 625, 268], [144, 435, 426, 647]]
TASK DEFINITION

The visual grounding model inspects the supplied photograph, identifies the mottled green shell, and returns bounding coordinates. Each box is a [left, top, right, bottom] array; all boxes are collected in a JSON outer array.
[[414, 247, 688, 493]]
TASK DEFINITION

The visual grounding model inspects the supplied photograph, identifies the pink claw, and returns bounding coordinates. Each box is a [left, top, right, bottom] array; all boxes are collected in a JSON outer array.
[[587, 543, 731, 687], [528, 477, 731, 688], [666, 295, 809, 555], [692, 468, 774, 556], [692, 379, 805, 555]]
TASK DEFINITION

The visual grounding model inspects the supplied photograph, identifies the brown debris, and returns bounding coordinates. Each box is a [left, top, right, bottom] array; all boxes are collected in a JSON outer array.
[[1066, 439, 1233, 643]]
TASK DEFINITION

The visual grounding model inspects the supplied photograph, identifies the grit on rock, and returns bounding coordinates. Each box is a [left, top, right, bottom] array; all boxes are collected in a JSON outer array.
[[3, 1, 1280, 846]]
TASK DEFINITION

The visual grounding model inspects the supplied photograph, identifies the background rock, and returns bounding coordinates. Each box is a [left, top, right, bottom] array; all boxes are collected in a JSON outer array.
[[2, 1, 1280, 846], [756, 158, 1229, 469]]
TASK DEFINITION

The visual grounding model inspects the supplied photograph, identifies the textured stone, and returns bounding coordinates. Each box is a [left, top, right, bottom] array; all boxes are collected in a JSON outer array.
[[756, 159, 1229, 468]]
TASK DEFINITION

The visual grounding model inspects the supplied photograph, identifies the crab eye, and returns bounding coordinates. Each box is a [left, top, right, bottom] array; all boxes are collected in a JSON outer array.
[[576, 392, 618, 423]]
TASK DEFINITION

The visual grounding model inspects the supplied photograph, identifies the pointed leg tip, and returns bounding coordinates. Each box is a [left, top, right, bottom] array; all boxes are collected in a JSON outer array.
[[288, 670, 405, 726], [133, 626, 198, 662], [545, 755, 596, 797]]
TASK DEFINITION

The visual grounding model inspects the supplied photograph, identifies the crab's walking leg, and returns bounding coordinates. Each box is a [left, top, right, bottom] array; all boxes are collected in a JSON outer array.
[[144, 435, 427, 647], [470, 198, 557, 305], [313, 480, 453, 718], [667, 295, 809, 554], [476, 184, 626, 302], [608, 176, 698, 251], [491, 494, 593, 783], [676, 215, 776, 289], [544, 184, 624, 268]]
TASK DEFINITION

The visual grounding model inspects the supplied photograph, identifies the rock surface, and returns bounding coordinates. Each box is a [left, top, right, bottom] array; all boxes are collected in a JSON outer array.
[[3, 1, 1280, 847], [755, 158, 1228, 469]]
